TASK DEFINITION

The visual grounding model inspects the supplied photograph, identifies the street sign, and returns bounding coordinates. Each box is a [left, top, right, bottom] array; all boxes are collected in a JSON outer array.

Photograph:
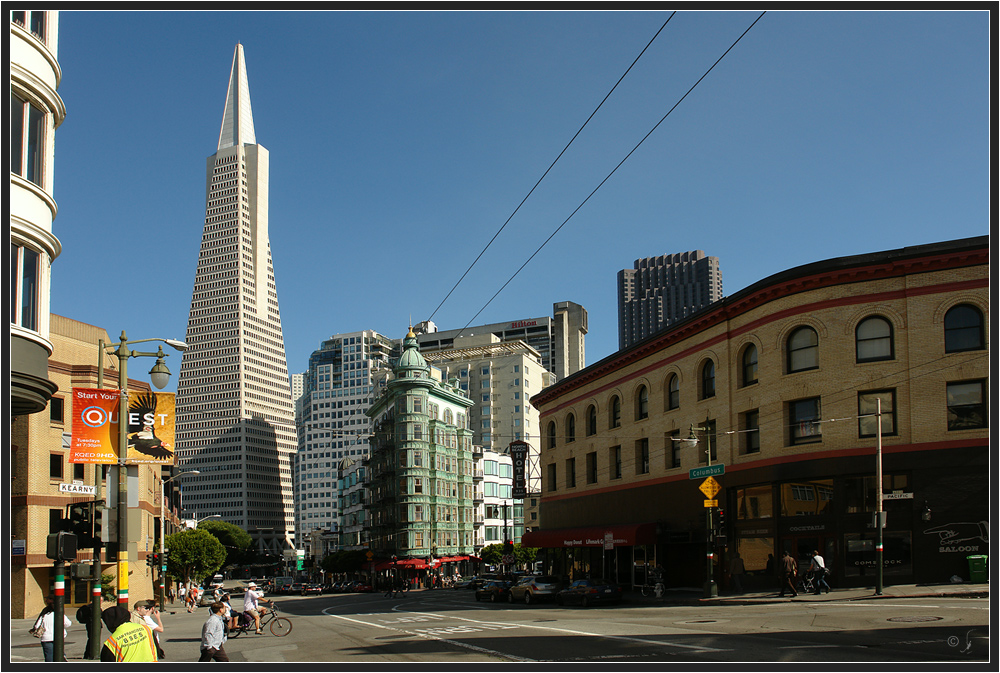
[[366, 551, 373, 560], [689, 464, 725, 480], [12, 539, 26, 556], [698, 476, 721, 499], [882, 492, 914, 500], [59, 482, 96, 495], [703, 499, 718, 508]]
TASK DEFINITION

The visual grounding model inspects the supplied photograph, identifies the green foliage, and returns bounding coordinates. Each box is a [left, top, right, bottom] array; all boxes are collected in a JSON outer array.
[[515, 544, 540, 567], [198, 519, 253, 569], [321, 549, 369, 574], [479, 543, 538, 569], [164, 528, 226, 585], [480, 543, 502, 565], [100, 572, 117, 603]]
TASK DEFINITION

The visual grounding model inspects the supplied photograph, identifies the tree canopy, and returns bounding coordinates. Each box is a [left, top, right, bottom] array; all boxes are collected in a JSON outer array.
[[198, 519, 253, 569], [164, 528, 226, 585]]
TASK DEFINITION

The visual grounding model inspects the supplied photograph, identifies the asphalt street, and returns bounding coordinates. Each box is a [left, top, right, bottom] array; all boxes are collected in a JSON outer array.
[[9, 582, 989, 665]]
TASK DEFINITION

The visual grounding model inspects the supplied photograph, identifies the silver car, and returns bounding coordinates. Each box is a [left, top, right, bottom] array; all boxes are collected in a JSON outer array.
[[507, 575, 564, 605]]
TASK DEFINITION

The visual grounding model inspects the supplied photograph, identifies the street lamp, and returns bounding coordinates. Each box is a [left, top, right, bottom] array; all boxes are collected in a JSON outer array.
[[675, 423, 718, 598], [97, 331, 187, 607], [159, 470, 200, 608]]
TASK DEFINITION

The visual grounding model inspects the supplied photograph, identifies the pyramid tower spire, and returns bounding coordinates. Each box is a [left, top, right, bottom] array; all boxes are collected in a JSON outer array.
[[175, 44, 295, 556], [217, 43, 256, 150]]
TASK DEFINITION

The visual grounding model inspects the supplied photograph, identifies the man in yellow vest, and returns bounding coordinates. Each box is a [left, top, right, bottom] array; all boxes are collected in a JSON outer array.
[[103, 614, 159, 662]]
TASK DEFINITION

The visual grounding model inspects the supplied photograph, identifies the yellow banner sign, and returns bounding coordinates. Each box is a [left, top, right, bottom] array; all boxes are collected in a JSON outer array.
[[704, 499, 718, 508], [70, 388, 176, 465]]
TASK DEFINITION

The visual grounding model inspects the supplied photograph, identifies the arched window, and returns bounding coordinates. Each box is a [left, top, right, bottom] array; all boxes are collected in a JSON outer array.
[[546, 421, 556, 449], [666, 374, 679, 410], [609, 396, 621, 428], [741, 344, 758, 386], [787, 326, 819, 373], [636, 385, 648, 420], [944, 304, 985, 353], [565, 414, 576, 443], [701, 360, 716, 399], [856, 316, 894, 362], [586, 405, 597, 436]]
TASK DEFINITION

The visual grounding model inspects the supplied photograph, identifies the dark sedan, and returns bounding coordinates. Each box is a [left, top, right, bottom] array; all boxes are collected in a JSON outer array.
[[301, 583, 323, 596], [474, 580, 512, 603], [555, 578, 623, 607]]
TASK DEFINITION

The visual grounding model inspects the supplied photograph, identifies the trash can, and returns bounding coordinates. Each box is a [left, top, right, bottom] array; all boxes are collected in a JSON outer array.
[[966, 555, 988, 583]]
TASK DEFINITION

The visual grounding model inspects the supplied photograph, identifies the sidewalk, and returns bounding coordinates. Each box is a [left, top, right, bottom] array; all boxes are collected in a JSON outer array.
[[626, 581, 990, 606]]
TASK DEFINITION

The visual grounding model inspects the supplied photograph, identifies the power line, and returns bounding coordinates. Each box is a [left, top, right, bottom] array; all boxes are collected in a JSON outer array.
[[424, 13, 678, 328], [456, 12, 767, 334]]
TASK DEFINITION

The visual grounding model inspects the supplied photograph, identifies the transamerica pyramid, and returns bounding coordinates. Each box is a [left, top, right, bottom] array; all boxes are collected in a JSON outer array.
[[174, 44, 296, 556]]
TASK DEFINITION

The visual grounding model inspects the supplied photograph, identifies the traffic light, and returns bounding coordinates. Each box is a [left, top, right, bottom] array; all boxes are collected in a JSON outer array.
[[92, 501, 104, 549], [717, 508, 726, 528], [503, 540, 513, 555], [67, 502, 92, 547], [47, 531, 78, 561], [147, 553, 159, 568]]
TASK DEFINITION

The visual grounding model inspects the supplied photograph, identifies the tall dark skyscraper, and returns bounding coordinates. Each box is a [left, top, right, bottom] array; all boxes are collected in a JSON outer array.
[[174, 44, 296, 554], [618, 250, 723, 350]]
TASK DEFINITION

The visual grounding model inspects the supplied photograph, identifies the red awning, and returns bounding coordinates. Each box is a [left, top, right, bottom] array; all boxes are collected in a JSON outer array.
[[520, 522, 657, 549], [374, 558, 429, 571]]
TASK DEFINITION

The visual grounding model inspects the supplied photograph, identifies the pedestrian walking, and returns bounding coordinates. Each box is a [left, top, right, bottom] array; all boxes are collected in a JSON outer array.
[[778, 550, 798, 597], [76, 601, 100, 659], [132, 600, 166, 659], [199, 602, 230, 662], [103, 611, 158, 661], [32, 595, 71, 662], [728, 552, 746, 594], [809, 550, 831, 594]]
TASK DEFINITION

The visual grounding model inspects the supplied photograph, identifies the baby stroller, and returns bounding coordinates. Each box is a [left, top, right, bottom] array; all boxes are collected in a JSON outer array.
[[797, 570, 816, 595]]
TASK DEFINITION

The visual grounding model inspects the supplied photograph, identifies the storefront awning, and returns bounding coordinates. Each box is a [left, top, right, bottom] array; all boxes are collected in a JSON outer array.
[[520, 522, 658, 549]]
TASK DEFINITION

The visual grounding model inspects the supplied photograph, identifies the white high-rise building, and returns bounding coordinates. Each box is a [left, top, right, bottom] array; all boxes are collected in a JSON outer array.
[[296, 330, 394, 545], [174, 44, 296, 555]]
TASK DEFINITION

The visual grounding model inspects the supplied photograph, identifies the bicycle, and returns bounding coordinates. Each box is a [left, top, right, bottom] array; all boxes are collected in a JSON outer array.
[[639, 582, 665, 598], [228, 602, 292, 638]]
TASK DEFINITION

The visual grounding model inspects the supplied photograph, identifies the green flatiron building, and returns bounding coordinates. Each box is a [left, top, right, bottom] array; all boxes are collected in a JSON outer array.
[[366, 329, 477, 559]]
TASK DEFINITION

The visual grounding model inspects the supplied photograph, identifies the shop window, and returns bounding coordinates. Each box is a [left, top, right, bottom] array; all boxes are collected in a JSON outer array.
[[858, 390, 897, 437], [741, 344, 758, 386], [741, 409, 760, 454], [586, 405, 597, 436], [944, 304, 985, 353], [856, 316, 894, 362], [635, 385, 648, 420], [586, 452, 597, 484], [667, 430, 681, 469], [844, 531, 912, 577], [947, 380, 987, 430], [787, 326, 819, 373], [666, 374, 679, 410], [736, 484, 773, 520], [789, 397, 822, 445], [610, 446, 622, 480], [635, 438, 649, 475], [700, 360, 716, 399], [780, 479, 833, 516], [736, 536, 774, 575], [843, 474, 908, 514]]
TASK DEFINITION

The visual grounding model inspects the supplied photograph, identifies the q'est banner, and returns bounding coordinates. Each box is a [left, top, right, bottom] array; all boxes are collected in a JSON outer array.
[[70, 388, 176, 465]]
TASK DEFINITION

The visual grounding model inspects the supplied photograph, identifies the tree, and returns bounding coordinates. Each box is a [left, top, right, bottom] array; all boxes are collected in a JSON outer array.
[[165, 528, 226, 587], [198, 519, 253, 571], [480, 543, 503, 566], [514, 543, 539, 569]]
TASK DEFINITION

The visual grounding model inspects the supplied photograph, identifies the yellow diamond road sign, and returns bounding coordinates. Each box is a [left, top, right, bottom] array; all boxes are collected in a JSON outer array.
[[699, 476, 721, 499]]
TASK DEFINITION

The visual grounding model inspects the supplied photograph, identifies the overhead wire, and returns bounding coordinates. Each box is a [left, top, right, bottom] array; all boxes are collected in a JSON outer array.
[[456, 11, 767, 334], [423, 13, 678, 328]]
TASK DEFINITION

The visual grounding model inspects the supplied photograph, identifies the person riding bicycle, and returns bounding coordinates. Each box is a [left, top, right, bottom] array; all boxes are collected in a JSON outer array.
[[242, 582, 272, 635]]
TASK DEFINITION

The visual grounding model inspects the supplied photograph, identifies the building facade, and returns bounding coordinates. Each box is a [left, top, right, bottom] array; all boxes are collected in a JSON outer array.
[[295, 331, 394, 550], [11, 316, 165, 618], [618, 250, 723, 350], [174, 44, 297, 555], [414, 300, 588, 382], [11, 10, 64, 417], [528, 237, 988, 591], [365, 330, 477, 562]]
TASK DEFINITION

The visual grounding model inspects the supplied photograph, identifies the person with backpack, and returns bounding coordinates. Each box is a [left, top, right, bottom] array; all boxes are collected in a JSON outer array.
[[809, 550, 832, 594]]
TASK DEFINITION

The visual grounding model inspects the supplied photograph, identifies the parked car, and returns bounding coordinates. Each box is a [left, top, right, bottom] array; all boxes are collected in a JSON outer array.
[[354, 582, 374, 593], [465, 574, 499, 591], [289, 583, 304, 595], [301, 583, 323, 596], [474, 579, 512, 603], [555, 578, 623, 607], [508, 575, 565, 605]]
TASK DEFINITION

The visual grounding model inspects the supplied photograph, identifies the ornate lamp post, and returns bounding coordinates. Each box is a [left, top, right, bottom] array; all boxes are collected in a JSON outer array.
[[97, 331, 187, 607]]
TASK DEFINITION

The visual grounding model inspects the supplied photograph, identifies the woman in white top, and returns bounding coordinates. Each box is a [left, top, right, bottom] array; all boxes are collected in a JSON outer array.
[[34, 596, 72, 662]]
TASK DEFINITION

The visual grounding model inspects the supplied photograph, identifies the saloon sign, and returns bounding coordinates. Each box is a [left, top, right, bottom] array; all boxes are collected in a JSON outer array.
[[509, 440, 528, 499]]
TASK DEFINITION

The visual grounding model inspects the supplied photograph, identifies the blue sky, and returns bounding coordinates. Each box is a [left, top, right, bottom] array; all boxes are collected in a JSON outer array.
[[51, 10, 989, 390]]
